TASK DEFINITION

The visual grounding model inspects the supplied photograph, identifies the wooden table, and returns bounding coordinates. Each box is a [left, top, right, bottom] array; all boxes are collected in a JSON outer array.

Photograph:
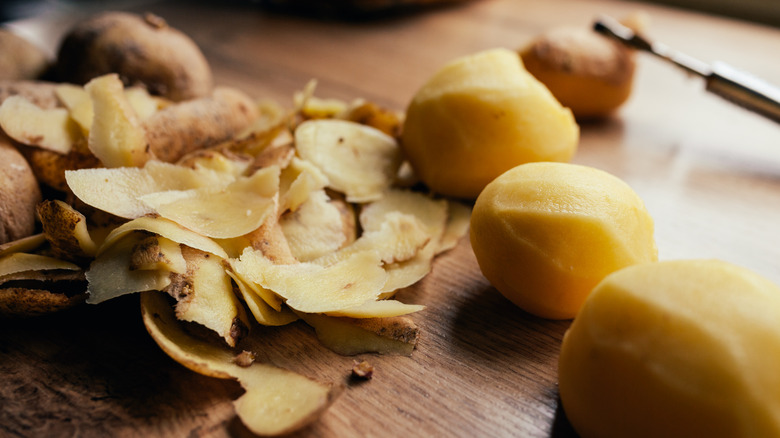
[[3, 0, 780, 436]]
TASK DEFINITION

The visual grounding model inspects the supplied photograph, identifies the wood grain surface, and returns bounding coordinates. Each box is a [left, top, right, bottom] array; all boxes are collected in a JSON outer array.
[[3, 0, 780, 437]]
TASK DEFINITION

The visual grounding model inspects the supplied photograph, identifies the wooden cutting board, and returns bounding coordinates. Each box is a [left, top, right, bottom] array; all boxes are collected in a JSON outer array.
[[3, 0, 780, 436]]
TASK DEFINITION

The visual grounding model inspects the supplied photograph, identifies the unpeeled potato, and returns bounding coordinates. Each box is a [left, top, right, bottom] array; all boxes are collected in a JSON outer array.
[[519, 14, 647, 119], [54, 11, 213, 102], [0, 29, 51, 81], [0, 139, 41, 244]]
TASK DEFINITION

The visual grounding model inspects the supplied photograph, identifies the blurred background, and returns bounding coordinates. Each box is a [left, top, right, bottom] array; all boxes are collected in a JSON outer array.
[[1, 0, 779, 27]]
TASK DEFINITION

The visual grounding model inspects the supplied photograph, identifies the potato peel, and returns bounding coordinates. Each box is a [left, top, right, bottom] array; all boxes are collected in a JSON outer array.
[[299, 312, 419, 356], [141, 290, 340, 436], [0, 95, 80, 154], [230, 248, 387, 313], [294, 119, 402, 203]]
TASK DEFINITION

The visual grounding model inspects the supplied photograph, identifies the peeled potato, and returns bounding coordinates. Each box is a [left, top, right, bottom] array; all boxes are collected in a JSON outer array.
[[559, 260, 780, 437], [401, 48, 579, 199]]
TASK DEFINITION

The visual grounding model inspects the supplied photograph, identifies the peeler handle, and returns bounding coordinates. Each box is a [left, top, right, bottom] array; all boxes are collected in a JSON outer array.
[[706, 62, 780, 124]]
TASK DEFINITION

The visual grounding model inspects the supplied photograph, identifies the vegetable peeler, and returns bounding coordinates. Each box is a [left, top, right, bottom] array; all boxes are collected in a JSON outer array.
[[594, 15, 780, 124]]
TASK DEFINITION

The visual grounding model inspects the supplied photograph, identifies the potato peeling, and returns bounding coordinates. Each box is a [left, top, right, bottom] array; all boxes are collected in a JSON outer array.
[[0, 11, 472, 436]]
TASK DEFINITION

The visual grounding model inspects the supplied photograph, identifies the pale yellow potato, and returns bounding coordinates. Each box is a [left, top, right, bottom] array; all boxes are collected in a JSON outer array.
[[402, 48, 579, 199], [141, 290, 339, 436], [559, 259, 780, 438], [0, 95, 80, 154], [295, 119, 402, 203]]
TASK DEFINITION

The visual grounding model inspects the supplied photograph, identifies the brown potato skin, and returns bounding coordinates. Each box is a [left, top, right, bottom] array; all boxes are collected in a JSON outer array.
[[520, 27, 636, 119], [0, 139, 42, 244], [144, 87, 259, 163], [0, 80, 61, 109], [54, 11, 213, 102], [0, 29, 51, 81]]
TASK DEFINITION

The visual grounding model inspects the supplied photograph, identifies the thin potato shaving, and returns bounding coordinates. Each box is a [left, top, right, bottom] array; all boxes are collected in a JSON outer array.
[[140, 165, 279, 239], [294, 119, 402, 203], [98, 216, 228, 259], [0, 95, 80, 154], [230, 248, 387, 313], [141, 291, 339, 436], [86, 232, 171, 304], [65, 160, 233, 219]]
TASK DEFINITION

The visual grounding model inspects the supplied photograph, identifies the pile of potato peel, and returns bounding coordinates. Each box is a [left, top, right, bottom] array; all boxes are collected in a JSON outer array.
[[0, 11, 470, 436]]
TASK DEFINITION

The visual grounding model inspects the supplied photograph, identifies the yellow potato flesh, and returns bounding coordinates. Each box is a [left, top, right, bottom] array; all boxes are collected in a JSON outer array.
[[559, 259, 780, 438], [401, 48, 578, 199], [470, 162, 656, 319]]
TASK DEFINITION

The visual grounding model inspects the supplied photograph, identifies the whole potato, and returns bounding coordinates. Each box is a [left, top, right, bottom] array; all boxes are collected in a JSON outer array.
[[54, 11, 213, 102], [0, 139, 42, 244], [0, 29, 51, 81]]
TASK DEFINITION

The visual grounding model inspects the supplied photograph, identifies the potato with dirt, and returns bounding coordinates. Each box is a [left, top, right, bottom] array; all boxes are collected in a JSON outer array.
[[0, 139, 41, 244], [0, 29, 51, 81], [54, 11, 213, 102]]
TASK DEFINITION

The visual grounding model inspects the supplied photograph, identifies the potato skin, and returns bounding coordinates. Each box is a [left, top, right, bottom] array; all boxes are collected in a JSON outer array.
[[0, 29, 51, 81], [0, 80, 61, 109], [54, 11, 213, 102], [144, 87, 259, 163], [0, 139, 42, 244]]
